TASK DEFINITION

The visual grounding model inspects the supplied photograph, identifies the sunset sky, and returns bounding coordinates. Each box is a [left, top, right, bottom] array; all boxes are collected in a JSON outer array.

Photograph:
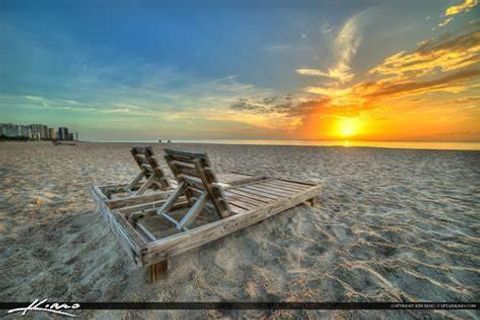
[[1, 0, 479, 141]]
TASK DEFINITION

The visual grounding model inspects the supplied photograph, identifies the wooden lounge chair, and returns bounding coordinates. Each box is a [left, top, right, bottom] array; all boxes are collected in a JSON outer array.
[[96, 145, 263, 201], [91, 149, 320, 282], [126, 145, 171, 195]]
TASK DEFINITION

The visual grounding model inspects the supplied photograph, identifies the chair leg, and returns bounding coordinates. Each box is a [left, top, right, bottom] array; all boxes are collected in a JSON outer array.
[[176, 192, 208, 230], [146, 260, 168, 283], [156, 182, 186, 215], [134, 174, 157, 195], [125, 170, 146, 191]]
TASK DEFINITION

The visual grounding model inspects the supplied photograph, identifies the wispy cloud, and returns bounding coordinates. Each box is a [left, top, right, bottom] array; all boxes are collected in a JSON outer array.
[[295, 9, 371, 84], [445, 0, 478, 17], [362, 68, 480, 98], [438, 0, 478, 27], [369, 30, 480, 80]]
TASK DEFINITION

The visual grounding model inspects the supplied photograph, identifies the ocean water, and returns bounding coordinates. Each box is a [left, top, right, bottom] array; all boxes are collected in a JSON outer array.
[[107, 139, 480, 151]]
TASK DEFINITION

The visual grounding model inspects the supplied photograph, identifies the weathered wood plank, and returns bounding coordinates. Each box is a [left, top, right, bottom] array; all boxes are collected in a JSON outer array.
[[227, 198, 257, 210], [225, 194, 261, 209], [92, 187, 148, 267], [254, 181, 301, 194], [107, 191, 172, 209], [116, 197, 188, 214], [226, 189, 270, 203], [224, 191, 267, 206], [246, 182, 299, 196], [178, 174, 204, 189], [265, 180, 309, 191], [254, 182, 304, 195], [275, 177, 317, 187], [237, 185, 284, 199], [193, 158, 231, 218], [227, 203, 251, 214], [171, 160, 195, 169]]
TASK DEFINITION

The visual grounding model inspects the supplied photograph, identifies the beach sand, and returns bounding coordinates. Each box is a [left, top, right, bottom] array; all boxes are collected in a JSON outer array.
[[0, 141, 479, 319]]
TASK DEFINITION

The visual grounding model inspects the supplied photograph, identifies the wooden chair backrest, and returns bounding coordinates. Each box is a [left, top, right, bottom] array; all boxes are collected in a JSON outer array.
[[130, 145, 170, 190], [163, 149, 231, 218]]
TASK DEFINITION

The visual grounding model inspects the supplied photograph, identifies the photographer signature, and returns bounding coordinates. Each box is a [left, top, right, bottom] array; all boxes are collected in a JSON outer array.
[[8, 299, 80, 317]]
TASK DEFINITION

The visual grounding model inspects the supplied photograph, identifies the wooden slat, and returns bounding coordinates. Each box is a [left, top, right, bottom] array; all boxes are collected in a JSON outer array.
[[243, 183, 296, 196], [140, 163, 153, 172], [112, 212, 147, 250], [171, 160, 195, 169], [228, 203, 251, 214], [178, 174, 204, 189], [226, 189, 271, 203], [192, 157, 231, 218], [238, 185, 284, 199], [254, 182, 300, 195], [130, 145, 170, 191], [256, 181, 306, 194], [224, 191, 265, 207], [269, 180, 311, 191], [235, 186, 280, 200], [116, 197, 189, 214], [163, 148, 210, 162], [88, 185, 150, 267], [273, 177, 317, 187], [227, 197, 259, 210], [107, 191, 171, 209]]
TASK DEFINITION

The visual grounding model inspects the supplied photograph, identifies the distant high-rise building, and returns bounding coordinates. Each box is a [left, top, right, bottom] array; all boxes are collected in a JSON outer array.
[[0, 123, 20, 138], [48, 128, 56, 140], [0, 123, 77, 141], [57, 127, 69, 140], [30, 124, 48, 140], [18, 125, 31, 138]]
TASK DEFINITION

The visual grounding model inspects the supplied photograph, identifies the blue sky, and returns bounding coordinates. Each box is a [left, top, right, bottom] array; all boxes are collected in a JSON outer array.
[[1, 0, 479, 141]]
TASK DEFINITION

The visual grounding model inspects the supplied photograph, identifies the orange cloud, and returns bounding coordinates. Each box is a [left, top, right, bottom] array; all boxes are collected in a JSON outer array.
[[438, 0, 478, 27], [445, 0, 478, 16], [369, 30, 480, 80], [231, 23, 480, 141], [294, 27, 480, 140], [361, 69, 480, 98]]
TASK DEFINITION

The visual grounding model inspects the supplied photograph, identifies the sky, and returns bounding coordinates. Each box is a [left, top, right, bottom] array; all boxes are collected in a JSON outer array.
[[0, 0, 479, 141]]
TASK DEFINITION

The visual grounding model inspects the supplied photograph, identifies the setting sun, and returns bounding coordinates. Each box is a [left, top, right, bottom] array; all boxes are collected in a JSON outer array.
[[337, 118, 361, 138]]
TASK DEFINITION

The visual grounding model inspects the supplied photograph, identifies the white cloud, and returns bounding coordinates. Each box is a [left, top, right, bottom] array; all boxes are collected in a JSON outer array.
[[296, 9, 372, 84], [296, 68, 330, 77]]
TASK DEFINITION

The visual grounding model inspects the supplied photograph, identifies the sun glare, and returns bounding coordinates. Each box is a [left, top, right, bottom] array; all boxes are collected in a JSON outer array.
[[337, 118, 361, 138]]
